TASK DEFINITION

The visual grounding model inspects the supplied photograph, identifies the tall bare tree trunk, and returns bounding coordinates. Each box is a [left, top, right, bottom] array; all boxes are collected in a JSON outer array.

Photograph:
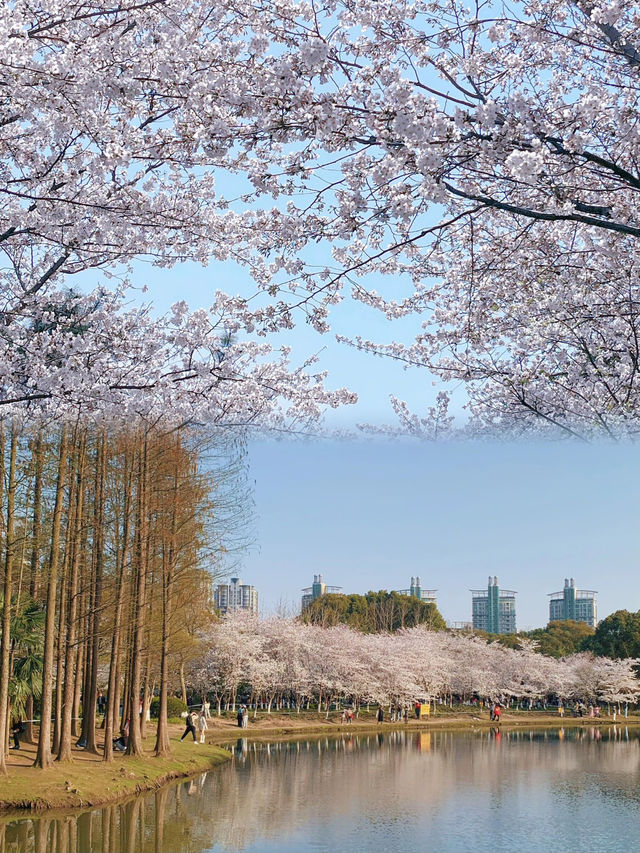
[[24, 430, 44, 745], [154, 546, 172, 758], [0, 423, 17, 774], [155, 445, 180, 758], [53, 437, 77, 757], [85, 431, 106, 754], [52, 557, 68, 756], [103, 441, 132, 762], [139, 648, 150, 740], [126, 434, 149, 756], [179, 663, 188, 707], [35, 428, 69, 768], [71, 608, 85, 739], [57, 430, 87, 762]]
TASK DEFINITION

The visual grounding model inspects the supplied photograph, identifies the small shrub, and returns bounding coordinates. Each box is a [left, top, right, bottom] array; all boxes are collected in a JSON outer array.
[[149, 696, 188, 719]]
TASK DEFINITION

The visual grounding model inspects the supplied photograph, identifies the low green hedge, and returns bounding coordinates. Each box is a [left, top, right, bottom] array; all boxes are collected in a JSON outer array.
[[149, 696, 188, 719]]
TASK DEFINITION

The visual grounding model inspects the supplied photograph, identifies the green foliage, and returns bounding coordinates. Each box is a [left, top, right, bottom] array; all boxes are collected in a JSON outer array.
[[466, 630, 522, 648], [523, 620, 595, 658], [150, 696, 188, 719], [467, 621, 595, 657], [6, 596, 45, 718], [300, 590, 446, 633], [486, 632, 523, 649], [582, 610, 640, 659]]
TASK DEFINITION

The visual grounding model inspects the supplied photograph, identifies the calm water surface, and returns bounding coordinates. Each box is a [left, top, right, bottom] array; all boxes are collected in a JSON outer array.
[[1, 727, 638, 853]]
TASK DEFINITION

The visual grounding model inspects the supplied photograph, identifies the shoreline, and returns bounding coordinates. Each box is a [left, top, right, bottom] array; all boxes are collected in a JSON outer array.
[[2, 711, 636, 812], [206, 710, 636, 745], [0, 734, 230, 812]]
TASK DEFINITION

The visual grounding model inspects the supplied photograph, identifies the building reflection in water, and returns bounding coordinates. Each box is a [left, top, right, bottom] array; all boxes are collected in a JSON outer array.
[[0, 726, 637, 853]]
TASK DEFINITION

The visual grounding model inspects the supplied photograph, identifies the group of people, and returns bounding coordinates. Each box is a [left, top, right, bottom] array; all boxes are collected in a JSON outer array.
[[389, 706, 412, 722], [236, 705, 249, 728], [570, 702, 602, 718], [489, 703, 502, 722], [180, 708, 210, 743], [341, 704, 428, 724]]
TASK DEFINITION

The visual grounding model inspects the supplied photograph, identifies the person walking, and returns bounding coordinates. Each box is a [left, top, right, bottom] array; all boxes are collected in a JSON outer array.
[[197, 710, 208, 743], [377, 706, 384, 724], [202, 699, 211, 719], [493, 703, 502, 723], [180, 710, 198, 743]]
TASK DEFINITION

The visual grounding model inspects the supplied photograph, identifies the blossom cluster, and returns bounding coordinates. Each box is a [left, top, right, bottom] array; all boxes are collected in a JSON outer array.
[[2, 1, 639, 433]]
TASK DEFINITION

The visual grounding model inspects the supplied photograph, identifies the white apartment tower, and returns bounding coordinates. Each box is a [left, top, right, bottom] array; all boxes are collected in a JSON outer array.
[[214, 577, 259, 616]]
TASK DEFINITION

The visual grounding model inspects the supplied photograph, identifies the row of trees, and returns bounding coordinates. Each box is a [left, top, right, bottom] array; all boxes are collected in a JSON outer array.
[[191, 614, 640, 713], [301, 591, 446, 633], [0, 420, 246, 774]]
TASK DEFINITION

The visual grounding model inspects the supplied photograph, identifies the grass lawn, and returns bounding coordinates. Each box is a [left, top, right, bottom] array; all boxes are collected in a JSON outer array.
[[1, 724, 229, 811]]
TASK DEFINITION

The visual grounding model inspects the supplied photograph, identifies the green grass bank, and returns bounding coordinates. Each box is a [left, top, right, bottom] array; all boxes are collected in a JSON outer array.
[[1, 732, 230, 811]]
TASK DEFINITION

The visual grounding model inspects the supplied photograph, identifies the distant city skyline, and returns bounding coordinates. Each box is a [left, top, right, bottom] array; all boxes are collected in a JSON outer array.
[[240, 438, 639, 630], [219, 567, 603, 631]]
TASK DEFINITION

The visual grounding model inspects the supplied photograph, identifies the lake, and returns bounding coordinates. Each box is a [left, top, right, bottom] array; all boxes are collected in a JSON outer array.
[[1, 727, 638, 853]]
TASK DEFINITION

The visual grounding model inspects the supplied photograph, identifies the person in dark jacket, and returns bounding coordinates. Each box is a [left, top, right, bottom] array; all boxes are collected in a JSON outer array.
[[180, 711, 198, 742], [11, 718, 24, 750], [377, 706, 384, 724]]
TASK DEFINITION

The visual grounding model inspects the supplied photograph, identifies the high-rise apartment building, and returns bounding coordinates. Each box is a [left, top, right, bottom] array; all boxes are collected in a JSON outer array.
[[471, 576, 517, 634], [396, 576, 437, 603], [214, 577, 258, 616], [548, 578, 597, 627], [301, 574, 342, 611]]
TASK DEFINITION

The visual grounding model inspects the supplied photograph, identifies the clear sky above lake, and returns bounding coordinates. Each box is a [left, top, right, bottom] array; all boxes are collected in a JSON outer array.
[[242, 438, 638, 629]]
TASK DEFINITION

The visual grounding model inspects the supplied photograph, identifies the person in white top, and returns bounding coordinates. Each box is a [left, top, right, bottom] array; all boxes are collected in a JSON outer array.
[[197, 709, 208, 743]]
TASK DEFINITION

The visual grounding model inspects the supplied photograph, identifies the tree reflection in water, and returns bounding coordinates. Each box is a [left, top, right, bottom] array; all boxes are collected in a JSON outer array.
[[0, 727, 637, 853]]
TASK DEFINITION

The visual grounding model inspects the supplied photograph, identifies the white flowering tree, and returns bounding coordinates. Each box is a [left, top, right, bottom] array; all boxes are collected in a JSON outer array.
[[205, 0, 640, 436], [1, 2, 359, 425], [590, 656, 640, 711], [199, 618, 640, 713], [4, 1, 639, 434]]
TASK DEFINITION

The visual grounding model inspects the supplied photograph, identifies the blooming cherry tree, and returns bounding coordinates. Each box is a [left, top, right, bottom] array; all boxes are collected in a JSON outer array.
[[199, 616, 640, 710], [3, 0, 639, 433]]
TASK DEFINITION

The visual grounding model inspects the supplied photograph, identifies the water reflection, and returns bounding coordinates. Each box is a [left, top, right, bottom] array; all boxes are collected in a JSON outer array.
[[1, 727, 638, 853]]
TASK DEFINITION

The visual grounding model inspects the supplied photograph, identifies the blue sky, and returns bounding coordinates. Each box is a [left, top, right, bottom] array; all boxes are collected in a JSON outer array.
[[241, 437, 638, 630]]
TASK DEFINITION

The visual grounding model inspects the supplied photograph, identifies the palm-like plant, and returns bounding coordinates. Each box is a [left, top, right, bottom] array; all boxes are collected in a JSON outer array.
[[3, 596, 45, 722]]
